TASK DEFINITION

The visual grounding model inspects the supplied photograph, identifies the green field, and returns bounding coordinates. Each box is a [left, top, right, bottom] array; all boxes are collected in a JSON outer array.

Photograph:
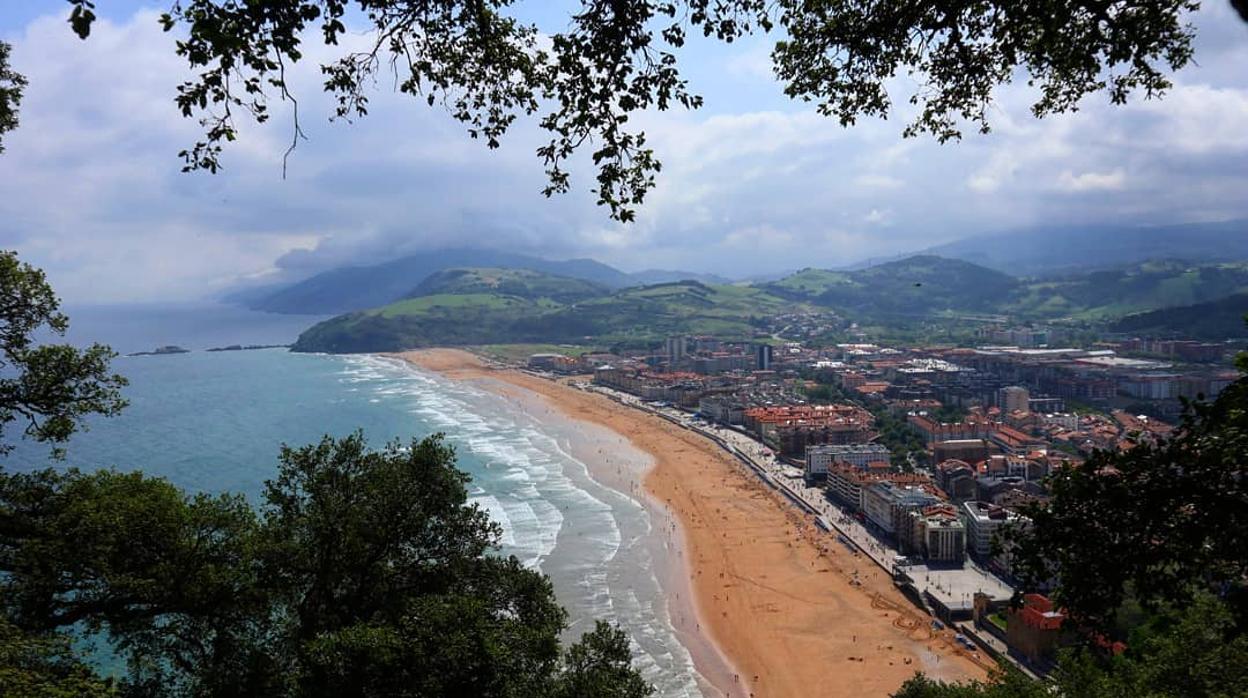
[[291, 257, 1248, 354], [292, 275, 798, 353]]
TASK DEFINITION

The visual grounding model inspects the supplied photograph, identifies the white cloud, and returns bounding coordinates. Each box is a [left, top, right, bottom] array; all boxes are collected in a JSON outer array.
[[0, 3, 1246, 298], [863, 209, 892, 225], [1056, 168, 1127, 192]]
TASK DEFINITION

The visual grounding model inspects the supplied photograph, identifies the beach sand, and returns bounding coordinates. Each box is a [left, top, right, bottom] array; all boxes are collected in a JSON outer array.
[[399, 349, 991, 698]]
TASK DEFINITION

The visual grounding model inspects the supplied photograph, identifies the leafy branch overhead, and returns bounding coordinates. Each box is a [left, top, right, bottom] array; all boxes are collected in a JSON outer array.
[[0, 251, 128, 458], [60, 0, 1210, 220], [0, 42, 28, 155]]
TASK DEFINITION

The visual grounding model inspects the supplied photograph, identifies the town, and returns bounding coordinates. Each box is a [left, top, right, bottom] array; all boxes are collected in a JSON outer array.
[[523, 327, 1243, 675]]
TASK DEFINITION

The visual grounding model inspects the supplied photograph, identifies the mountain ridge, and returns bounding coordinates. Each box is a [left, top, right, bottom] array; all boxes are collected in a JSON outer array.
[[237, 248, 724, 315], [291, 279, 795, 353], [919, 220, 1248, 276], [290, 254, 1248, 353]]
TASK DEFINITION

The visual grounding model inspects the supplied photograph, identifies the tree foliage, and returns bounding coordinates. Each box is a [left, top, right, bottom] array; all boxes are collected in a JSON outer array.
[[0, 41, 26, 155], [1005, 374, 1248, 632], [894, 593, 1248, 697], [0, 251, 128, 457], [0, 617, 118, 697], [61, 0, 1213, 220], [0, 433, 653, 697], [893, 669, 1048, 698], [0, 254, 648, 694], [777, 0, 1200, 141]]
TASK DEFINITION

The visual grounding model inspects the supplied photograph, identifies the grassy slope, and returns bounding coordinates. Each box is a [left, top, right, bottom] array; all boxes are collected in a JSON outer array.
[[1109, 293, 1248, 339], [407, 268, 609, 305], [763, 255, 1018, 317], [292, 280, 793, 353], [1006, 261, 1248, 321], [292, 258, 1248, 353], [765, 257, 1248, 324]]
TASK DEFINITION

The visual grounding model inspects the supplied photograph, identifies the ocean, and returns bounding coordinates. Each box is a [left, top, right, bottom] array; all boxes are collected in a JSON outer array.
[[5, 304, 707, 696]]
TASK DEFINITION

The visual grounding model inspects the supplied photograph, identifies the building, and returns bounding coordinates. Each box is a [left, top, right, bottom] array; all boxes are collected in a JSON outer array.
[[755, 343, 774, 371], [908, 414, 993, 443], [908, 504, 966, 563], [932, 439, 991, 465], [1005, 594, 1071, 664], [960, 501, 1022, 558], [975, 476, 1046, 507], [805, 443, 891, 479], [990, 425, 1047, 457], [1040, 412, 1079, 430], [744, 404, 875, 457], [528, 353, 575, 372], [997, 386, 1030, 414], [861, 481, 942, 537], [1027, 396, 1065, 413], [665, 336, 687, 365], [698, 396, 746, 425], [935, 459, 977, 503], [825, 466, 929, 513]]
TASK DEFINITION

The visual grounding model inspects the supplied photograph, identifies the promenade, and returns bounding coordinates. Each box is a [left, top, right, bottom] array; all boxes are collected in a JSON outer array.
[[573, 380, 1019, 669]]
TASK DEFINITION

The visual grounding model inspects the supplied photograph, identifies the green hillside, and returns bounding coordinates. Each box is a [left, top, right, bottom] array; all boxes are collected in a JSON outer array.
[[291, 256, 1248, 352], [763, 255, 1018, 317], [763, 256, 1248, 324], [1109, 293, 1248, 339], [291, 280, 792, 353], [1006, 261, 1248, 320], [556, 281, 789, 340], [765, 268, 854, 297], [408, 267, 609, 304]]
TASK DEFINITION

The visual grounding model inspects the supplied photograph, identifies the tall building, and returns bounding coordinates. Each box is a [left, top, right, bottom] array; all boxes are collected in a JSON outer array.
[[997, 385, 1030, 414], [664, 336, 687, 365], [755, 343, 774, 371]]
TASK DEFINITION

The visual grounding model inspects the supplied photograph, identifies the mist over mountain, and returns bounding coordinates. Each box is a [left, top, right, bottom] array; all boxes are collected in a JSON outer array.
[[229, 218, 1248, 317], [233, 249, 718, 315], [919, 220, 1248, 276]]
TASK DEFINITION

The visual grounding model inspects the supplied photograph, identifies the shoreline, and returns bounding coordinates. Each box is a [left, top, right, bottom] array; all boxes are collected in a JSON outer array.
[[397, 349, 988, 697]]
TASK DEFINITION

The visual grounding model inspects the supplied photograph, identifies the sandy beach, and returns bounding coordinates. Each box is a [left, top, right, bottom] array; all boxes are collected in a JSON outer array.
[[399, 349, 989, 697]]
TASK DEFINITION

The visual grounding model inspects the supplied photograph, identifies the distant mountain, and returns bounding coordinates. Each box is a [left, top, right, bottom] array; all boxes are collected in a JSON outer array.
[[1109, 293, 1248, 340], [921, 220, 1248, 276], [624, 269, 733, 286], [238, 249, 718, 315], [760, 255, 1248, 324], [291, 280, 790, 353], [762, 255, 1018, 317], [407, 268, 609, 304], [1005, 260, 1248, 320], [289, 254, 1248, 352]]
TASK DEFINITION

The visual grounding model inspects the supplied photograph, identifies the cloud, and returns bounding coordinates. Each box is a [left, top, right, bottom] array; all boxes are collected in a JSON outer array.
[[1056, 169, 1127, 192], [863, 209, 892, 225], [0, 3, 1246, 300]]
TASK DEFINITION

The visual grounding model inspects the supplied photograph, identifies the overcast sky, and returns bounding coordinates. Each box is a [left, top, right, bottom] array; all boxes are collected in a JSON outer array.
[[1, 2, 1246, 303]]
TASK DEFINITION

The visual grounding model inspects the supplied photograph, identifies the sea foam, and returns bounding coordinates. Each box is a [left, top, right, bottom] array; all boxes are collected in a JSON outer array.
[[337, 355, 706, 697]]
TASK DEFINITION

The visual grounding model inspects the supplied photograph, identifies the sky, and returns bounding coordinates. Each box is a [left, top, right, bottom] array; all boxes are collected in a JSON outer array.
[[1, 2, 1246, 303]]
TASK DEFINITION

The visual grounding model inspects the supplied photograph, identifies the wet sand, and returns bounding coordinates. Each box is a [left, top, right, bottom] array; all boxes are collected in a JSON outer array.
[[398, 349, 990, 697]]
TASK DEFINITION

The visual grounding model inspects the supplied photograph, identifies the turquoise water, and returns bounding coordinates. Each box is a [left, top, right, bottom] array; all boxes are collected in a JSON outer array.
[[6, 336, 708, 695]]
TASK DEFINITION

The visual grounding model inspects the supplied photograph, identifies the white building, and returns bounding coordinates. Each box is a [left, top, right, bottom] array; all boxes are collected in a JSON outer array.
[[805, 442, 891, 478], [1041, 412, 1079, 430], [960, 500, 1029, 576]]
